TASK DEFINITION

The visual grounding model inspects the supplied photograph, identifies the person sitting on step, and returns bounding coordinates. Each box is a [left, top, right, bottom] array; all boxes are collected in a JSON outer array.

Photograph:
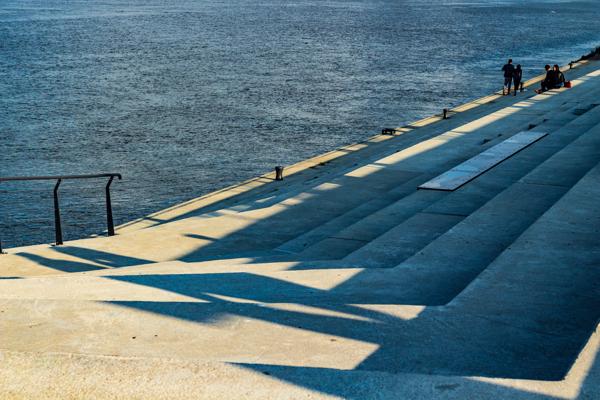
[[536, 64, 554, 93], [552, 64, 565, 88]]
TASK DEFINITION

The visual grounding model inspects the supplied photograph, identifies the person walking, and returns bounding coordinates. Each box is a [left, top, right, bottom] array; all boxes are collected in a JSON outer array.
[[513, 64, 523, 95], [501, 59, 515, 95]]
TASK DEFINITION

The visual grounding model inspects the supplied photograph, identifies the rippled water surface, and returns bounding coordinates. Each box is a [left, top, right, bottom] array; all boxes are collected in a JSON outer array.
[[2, 0, 600, 247]]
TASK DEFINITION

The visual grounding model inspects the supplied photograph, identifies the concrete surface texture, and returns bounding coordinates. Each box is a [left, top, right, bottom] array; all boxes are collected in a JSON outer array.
[[1, 60, 600, 399]]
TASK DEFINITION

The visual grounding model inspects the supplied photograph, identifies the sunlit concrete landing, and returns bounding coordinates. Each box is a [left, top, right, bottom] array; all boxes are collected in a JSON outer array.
[[1, 60, 600, 399]]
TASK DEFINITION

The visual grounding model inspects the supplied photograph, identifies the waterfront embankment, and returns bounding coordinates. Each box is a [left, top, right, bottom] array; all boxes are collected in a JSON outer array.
[[1, 58, 599, 399]]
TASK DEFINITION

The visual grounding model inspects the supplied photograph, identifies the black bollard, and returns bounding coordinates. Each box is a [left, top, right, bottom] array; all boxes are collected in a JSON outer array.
[[569, 62, 573, 70], [275, 166, 284, 181], [443, 108, 448, 119], [520, 82, 524, 92]]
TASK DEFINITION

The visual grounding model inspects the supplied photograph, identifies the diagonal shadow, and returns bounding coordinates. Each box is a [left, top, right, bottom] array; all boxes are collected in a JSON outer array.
[[230, 364, 564, 400], [234, 314, 600, 399], [179, 168, 423, 262], [16, 252, 107, 273], [52, 246, 152, 268], [16, 246, 154, 273], [107, 266, 600, 381]]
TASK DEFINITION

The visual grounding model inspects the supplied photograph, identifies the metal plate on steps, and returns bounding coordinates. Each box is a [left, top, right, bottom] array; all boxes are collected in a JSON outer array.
[[419, 131, 548, 191]]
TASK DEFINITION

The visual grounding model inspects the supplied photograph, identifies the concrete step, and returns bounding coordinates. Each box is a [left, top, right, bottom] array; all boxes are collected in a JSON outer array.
[[275, 173, 432, 255], [2, 324, 598, 400], [351, 157, 600, 380], [301, 101, 600, 265], [298, 190, 446, 260], [334, 115, 600, 297], [1, 160, 598, 383], [171, 86, 593, 262], [336, 122, 599, 305], [341, 211, 464, 268]]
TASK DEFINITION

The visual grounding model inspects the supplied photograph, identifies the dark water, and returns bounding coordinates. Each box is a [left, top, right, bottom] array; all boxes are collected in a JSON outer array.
[[2, 0, 600, 248]]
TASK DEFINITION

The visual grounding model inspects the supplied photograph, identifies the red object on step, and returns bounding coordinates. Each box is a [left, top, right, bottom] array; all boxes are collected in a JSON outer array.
[[564, 81, 572, 88]]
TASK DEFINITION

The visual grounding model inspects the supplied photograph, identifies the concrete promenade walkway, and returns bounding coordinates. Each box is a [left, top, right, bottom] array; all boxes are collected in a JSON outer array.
[[1, 60, 600, 399]]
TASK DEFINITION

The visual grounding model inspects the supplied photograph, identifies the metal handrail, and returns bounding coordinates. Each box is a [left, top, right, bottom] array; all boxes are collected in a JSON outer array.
[[0, 173, 122, 253]]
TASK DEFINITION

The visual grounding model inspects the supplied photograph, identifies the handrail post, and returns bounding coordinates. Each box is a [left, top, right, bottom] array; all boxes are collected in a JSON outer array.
[[1, 173, 121, 248], [53, 179, 63, 245], [1, 181, 4, 253], [105, 176, 116, 236]]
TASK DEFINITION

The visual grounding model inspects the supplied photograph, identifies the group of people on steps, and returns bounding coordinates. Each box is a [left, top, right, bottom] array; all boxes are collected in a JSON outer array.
[[537, 64, 567, 93], [501, 58, 567, 95]]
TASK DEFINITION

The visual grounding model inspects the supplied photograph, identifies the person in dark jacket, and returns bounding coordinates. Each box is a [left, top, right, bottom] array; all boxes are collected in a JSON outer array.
[[501, 59, 515, 95], [553, 64, 565, 88], [537, 64, 553, 93], [512, 64, 523, 95]]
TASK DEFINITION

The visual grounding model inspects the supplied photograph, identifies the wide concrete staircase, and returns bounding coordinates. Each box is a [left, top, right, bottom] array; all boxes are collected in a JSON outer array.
[[1, 62, 600, 399]]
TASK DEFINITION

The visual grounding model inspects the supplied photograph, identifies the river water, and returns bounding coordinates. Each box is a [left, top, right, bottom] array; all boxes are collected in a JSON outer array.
[[1, 0, 600, 248]]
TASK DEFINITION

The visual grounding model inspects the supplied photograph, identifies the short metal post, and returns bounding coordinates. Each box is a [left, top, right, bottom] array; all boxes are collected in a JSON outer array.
[[53, 179, 63, 245], [106, 176, 116, 236], [0, 239, 4, 254], [443, 108, 448, 119], [520, 82, 524, 92], [275, 166, 284, 181], [569, 62, 573, 70]]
